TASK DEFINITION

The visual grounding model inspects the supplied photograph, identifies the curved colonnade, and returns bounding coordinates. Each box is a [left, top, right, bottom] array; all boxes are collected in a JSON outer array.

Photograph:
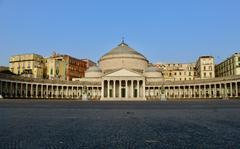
[[1, 73, 240, 100]]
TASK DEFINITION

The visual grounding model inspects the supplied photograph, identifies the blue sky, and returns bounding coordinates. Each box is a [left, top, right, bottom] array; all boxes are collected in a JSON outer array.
[[0, 0, 240, 66]]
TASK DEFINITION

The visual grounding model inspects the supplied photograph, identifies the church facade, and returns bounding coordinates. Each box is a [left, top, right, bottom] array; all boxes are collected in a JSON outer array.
[[1, 41, 240, 100]]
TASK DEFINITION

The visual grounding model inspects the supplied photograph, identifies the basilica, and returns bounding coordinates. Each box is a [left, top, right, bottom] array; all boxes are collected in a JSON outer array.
[[0, 41, 240, 100]]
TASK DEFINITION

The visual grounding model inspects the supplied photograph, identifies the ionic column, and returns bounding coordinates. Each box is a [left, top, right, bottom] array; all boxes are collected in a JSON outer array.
[[46, 85, 49, 98], [173, 86, 175, 98], [131, 80, 134, 98], [26, 84, 28, 98], [41, 85, 43, 98], [224, 83, 227, 98], [0, 81, 2, 96], [183, 86, 185, 98], [209, 84, 212, 98], [101, 81, 104, 99], [198, 85, 201, 98], [72, 86, 74, 99], [193, 85, 196, 98], [235, 82, 238, 97], [125, 80, 128, 98], [113, 80, 116, 98], [119, 80, 121, 98], [36, 84, 38, 98], [230, 82, 233, 97], [178, 86, 180, 98], [143, 80, 146, 99], [55, 86, 58, 99], [214, 84, 217, 98], [51, 85, 54, 98], [15, 83, 18, 98], [203, 85, 206, 98], [10, 82, 13, 97], [67, 86, 69, 98], [62, 86, 64, 98], [107, 80, 110, 98], [20, 83, 23, 98], [137, 80, 139, 98], [219, 83, 223, 97], [30, 84, 33, 98]]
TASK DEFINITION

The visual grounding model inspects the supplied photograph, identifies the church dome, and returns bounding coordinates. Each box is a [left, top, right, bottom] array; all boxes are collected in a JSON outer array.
[[101, 42, 147, 59], [144, 66, 163, 78], [145, 66, 162, 72], [86, 66, 102, 72], [99, 41, 149, 73], [85, 66, 103, 78]]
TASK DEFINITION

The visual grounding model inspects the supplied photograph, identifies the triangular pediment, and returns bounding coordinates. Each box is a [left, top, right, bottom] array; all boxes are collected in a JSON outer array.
[[105, 69, 142, 77]]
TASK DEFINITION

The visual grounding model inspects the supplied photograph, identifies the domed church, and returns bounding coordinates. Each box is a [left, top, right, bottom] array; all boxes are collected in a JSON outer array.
[[81, 40, 163, 100]]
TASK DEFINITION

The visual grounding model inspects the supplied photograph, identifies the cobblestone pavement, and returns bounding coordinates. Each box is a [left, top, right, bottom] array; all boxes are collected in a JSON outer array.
[[0, 99, 240, 149]]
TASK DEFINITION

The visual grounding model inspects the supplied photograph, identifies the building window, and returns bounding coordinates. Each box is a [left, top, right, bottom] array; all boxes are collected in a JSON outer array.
[[204, 72, 206, 77], [209, 66, 212, 71], [204, 66, 206, 71]]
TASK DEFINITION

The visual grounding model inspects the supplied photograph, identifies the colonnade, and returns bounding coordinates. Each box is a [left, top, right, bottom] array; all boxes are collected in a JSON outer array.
[[1, 78, 240, 100], [101, 79, 145, 99], [0, 80, 101, 100], [146, 81, 240, 99]]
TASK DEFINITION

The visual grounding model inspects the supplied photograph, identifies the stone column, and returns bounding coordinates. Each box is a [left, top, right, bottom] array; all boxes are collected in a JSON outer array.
[[193, 85, 196, 98], [61, 86, 63, 98], [230, 82, 233, 97], [119, 80, 122, 98], [113, 80, 116, 98], [203, 85, 206, 98], [188, 85, 191, 98], [36, 84, 38, 98], [214, 84, 217, 98], [209, 84, 211, 98], [10, 82, 13, 98], [30, 84, 33, 98], [0, 81, 2, 96], [178, 86, 180, 98], [41, 85, 43, 98], [224, 83, 227, 98], [137, 80, 139, 98], [219, 83, 223, 97], [183, 86, 185, 98], [15, 83, 18, 98], [198, 85, 201, 98], [143, 80, 146, 99], [125, 80, 128, 98], [101, 80, 104, 99], [20, 83, 23, 98], [131, 80, 134, 98], [26, 84, 28, 98], [107, 80, 110, 98], [46, 85, 49, 98], [66, 86, 69, 98], [51, 85, 54, 98], [72, 86, 74, 99], [173, 86, 175, 98], [235, 82, 238, 97]]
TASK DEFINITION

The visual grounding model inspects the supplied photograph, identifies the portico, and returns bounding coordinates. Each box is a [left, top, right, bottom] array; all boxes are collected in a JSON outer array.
[[101, 69, 145, 100]]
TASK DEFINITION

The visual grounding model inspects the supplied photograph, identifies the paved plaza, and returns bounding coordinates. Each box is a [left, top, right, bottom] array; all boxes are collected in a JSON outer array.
[[0, 99, 240, 149]]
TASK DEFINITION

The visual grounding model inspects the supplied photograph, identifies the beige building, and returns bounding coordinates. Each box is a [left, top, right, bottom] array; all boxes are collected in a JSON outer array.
[[46, 54, 67, 80], [155, 63, 196, 81], [1, 41, 240, 100], [9, 53, 44, 78], [196, 56, 215, 79], [215, 53, 240, 77]]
